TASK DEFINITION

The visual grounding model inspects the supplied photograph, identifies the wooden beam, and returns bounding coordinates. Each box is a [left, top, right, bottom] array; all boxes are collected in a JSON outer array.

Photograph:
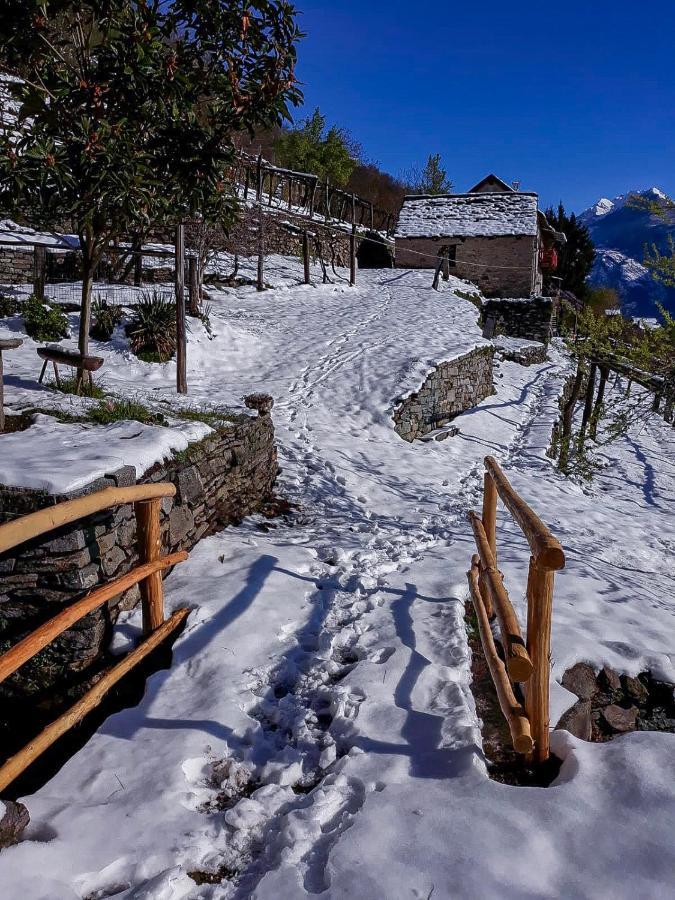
[[484, 456, 565, 571], [469, 512, 533, 682], [467, 562, 533, 755], [0, 551, 187, 685], [135, 498, 165, 635], [33, 246, 47, 301], [482, 472, 498, 562], [0, 608, 190, 793], [524, 556, 555, 763], [0, 484, 176, 555]]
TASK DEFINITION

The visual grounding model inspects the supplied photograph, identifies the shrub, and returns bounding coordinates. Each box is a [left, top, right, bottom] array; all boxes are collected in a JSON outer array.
[[126, 291, 176, 362], [90, 296, 123, 341], [0, 294, 21, 317], [22, 294, 69, 341]]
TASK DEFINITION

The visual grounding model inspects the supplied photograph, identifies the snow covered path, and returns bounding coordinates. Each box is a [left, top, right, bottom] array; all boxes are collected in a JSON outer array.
[[1, 264, 674, 898]]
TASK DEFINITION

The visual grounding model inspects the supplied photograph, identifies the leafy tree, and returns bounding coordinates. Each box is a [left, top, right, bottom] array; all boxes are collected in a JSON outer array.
[[404, 153, 453, 195], [0, 1, 302, 358], [274, 108, 358, 186], [545, 204, 595, 299], [628, 192, 675, 288]]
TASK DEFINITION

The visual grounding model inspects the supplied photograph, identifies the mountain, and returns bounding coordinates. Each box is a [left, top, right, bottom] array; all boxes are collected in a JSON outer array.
[[580, 187, 675, 317]]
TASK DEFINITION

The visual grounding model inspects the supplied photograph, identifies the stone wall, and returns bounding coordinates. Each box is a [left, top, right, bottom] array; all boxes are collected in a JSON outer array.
[[0, 411, 278, 699], [395, 234, 537, 297], [0, 247, 33, 285], [393, 345, 494, 441], [482, 296, 553, 343]]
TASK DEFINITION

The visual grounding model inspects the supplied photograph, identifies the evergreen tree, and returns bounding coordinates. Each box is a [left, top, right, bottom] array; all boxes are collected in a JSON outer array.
[[545, 204, 595, 299], [0, 1, 301, 358], [404, 153, 453, 195], [274, 108, 358, 186]]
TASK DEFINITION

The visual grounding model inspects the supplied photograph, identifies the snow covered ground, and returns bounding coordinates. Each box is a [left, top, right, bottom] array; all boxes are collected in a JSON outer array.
[[0, 260, 674, 898]]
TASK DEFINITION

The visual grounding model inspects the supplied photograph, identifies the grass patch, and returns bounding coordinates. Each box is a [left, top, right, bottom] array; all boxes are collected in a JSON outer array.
[[87, 398, 168, 426], [48, 376, 106, 399], [176, 405, 244, 428]]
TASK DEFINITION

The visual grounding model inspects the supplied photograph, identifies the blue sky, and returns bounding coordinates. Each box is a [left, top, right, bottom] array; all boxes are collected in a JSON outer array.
[[292, 1, 675, 213]]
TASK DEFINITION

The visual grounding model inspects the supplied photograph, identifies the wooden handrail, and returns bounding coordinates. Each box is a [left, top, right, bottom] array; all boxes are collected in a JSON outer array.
[[484, 456, 565, 571], [469, 512, 533, 683], [0, 484, 176, 555], [467, 558, 533, 755], [0, 551, 188, 686], [0, 608, 190, 792]]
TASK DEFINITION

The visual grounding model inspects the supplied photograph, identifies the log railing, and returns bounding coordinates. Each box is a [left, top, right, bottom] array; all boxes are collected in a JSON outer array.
[[468, 456, 565, 763], [0, 484, 189, 792]]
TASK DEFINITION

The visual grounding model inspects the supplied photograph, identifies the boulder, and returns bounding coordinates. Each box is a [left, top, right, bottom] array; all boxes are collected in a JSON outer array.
[[0, 800, 29, 849], [562, 663, 598, 700], [622, 675, 649, 705], [602, 704, 639, 733], [598, 665, 621, 693], [556, 700, 592, 741]]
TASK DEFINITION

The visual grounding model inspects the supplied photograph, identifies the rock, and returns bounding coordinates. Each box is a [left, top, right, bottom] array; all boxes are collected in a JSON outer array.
[[562, 663, 598, 700], [602, 704, 639, 733], [244, 393, 274, 416], [622, 675, 649, 705], [556, 700, 592, 741], [598, 665, 622, 693], [0, 800, 29, 849]]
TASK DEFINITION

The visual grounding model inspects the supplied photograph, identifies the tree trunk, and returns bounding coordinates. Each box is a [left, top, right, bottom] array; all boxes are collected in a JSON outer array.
[[78, 244, 98, 359], [580, 362, 597, 435], [558, 361, 585, 471], [590, 365, 609, 440]]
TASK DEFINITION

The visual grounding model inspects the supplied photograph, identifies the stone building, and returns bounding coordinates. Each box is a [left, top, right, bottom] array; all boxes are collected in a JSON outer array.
[[394, 174, 564, 297]]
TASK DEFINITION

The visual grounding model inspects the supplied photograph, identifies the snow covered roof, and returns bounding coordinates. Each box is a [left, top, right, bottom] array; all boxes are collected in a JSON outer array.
[[0, 219, 78, 250], [395, 192, 539, 239]]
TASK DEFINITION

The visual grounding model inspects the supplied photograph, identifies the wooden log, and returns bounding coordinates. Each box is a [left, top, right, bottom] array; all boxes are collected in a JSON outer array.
[[484, 456, 565, 571], [303, 230, 311, 285], [524, 556, 555, 763], [469, 512, 533, 682], [482, 472, 498, 562], [0, 483, 176, 555], [0, 608, 190, 793], [467, 562, 533, 755], [175, 223, 187, 395], [0, 551, 187, 685], [135, 498, 165, 635], [36, 347, 103, 372], [472, 552, 494, 619]]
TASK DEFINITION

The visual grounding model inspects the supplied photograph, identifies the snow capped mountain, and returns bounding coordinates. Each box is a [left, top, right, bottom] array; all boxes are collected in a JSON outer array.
[[580, 187, 675, 316]]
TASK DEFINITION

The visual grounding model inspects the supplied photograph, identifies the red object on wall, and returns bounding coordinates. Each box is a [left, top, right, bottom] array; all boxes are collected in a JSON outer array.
[[539, 248, 558, 272]]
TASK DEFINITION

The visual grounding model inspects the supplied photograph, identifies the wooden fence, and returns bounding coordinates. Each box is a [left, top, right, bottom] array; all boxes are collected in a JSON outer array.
[[0, 484, 190, 792], [467, 456, 565, 763]]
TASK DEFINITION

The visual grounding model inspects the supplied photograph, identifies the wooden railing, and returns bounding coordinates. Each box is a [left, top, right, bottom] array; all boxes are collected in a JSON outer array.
[[0, 484, 190, 792], [467, 456, 565, 763]]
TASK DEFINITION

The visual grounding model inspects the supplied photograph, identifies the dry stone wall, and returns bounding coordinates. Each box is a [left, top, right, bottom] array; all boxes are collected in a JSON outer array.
[[394, 345, 494, 441], [0, 411, 278, 699], [482, 296, 553, 343]]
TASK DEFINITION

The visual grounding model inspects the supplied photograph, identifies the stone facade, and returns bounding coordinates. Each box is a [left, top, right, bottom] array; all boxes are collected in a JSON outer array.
[[481, 296, 553, 343], [395, 235, 539, 297], [394, 345, 494, 441], [0, 412, 278, 698], [0, 247, 34, 285]]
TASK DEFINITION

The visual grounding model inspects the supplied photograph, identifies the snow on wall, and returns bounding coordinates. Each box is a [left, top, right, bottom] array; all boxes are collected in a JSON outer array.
[[395, 192, 539, 239]]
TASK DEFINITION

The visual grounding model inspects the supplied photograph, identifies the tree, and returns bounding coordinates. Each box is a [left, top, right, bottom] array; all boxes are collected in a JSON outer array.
[[404, 153, 453, 195], [274, 108, 358, 186], [545, 204, 595, 299], [0, 1, 302, 359], [627, 192, 675, 288]]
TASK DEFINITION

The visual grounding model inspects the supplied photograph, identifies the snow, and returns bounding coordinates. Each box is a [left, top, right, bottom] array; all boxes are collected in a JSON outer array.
[[0, 414, 211, 493], [0, 219, 78, 250], [395, 192, 539, 239], [0, 258, 674, 897]]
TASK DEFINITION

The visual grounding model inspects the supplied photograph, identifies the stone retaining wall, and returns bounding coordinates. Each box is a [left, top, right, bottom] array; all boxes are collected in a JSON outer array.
[[481, 296, 553, 343], [0, 247, 33, 285], [394, 345, 494, 441], [0, 411, 278, 699]]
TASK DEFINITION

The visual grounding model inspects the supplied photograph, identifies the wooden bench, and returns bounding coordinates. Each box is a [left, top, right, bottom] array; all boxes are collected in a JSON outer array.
[[37, 346, 104, 394], [0, 338, 23, 432]]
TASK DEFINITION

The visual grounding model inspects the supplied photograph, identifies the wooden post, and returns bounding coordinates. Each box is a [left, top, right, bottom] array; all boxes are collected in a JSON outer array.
[[0, 339, 23, 433], [581, 362, 597, 433], [33, 245, 46, 301], [432, 255, 444, 291], [175, 224, 187, 394], [442, 247, 451, 281], [482, 472, 498, 562], [303, 230, 311, 285], [135, 498, 165, 636], [188, 256, 200, 317], [370, 202, 374, 230], [257, 212, 265, 292], [351, 193, 356, 225], [524, 556, 555, 763], [309, 180, 317, 219], [256, 153, 263, 201], [349, 225, 357, 286], [325, 181, 330, 221]]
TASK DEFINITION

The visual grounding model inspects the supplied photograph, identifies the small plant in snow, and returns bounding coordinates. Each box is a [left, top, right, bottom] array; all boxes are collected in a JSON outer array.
[[90, 296, 123, 342], [126, 291, 176, 362], [22, 294, 69, 342]]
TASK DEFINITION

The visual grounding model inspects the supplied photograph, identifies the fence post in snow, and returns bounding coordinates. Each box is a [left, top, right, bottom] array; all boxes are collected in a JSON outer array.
[[33, 245, 46, 301], [350, 225, 357, 286], [303, 230, 311, 285], [257, 213, 265, 292], [175, 223, 187, 395], [432, 255, 444, 291], [256, 154, 263, 201]]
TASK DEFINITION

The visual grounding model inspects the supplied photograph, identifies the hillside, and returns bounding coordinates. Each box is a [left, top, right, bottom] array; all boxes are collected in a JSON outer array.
[[581, 187, 675, 317]]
